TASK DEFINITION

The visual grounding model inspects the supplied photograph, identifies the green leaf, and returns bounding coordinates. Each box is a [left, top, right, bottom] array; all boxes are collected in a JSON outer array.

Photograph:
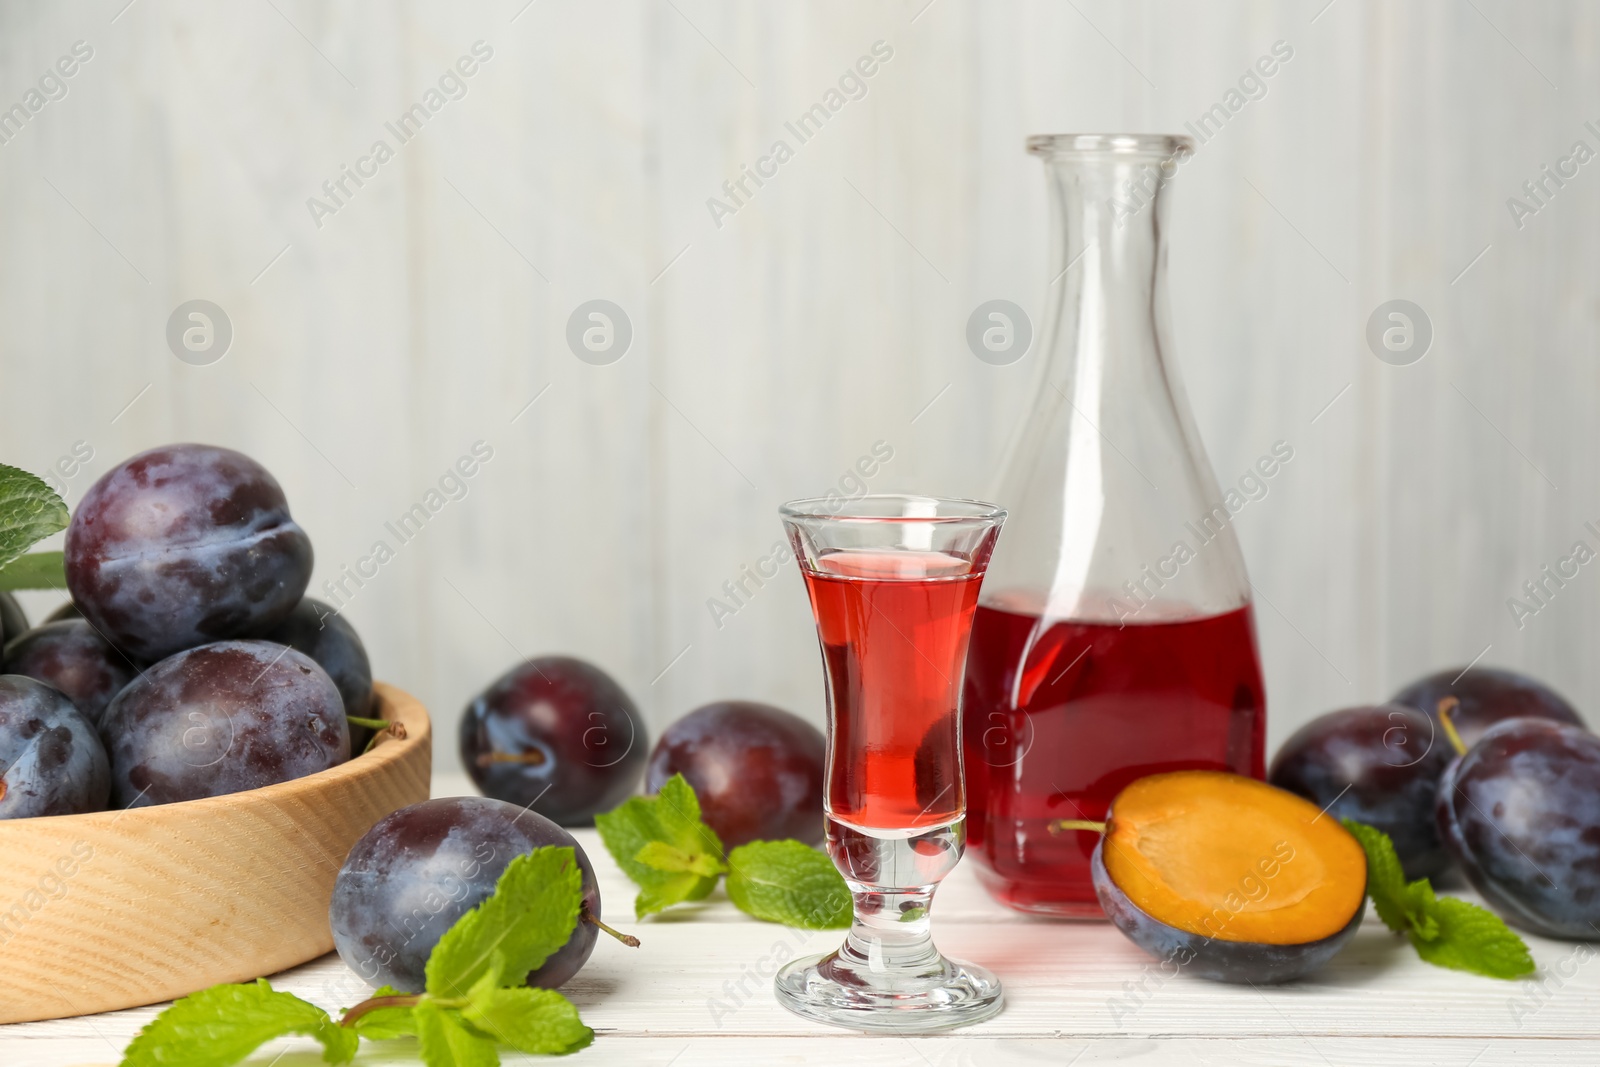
[[462, 986, 594, 1055], [1342, 819, 1533, 981], [596, 773, 726, 919], [1342, 818, 1411, 932], [119, 979, 358, 1067], [343, 985, 417, 1040], [415, 1000, 499, 1067], [1410, 896, 1536, 979], [0, 466, 68, 574], [636, 840, 726, 878], [425, 847, 583, 999], [725, 840, 851, 929], [0, 550, 66, 591]]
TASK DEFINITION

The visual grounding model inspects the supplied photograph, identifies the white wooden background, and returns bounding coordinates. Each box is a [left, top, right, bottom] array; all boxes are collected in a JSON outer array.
[[1, 0, 1598, 774]]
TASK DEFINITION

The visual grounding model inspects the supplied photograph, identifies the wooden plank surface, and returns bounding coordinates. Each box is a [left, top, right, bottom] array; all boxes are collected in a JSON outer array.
[[4, 777, 1597, 1064]]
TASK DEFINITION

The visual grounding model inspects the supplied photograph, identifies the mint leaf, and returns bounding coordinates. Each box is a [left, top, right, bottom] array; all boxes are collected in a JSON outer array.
[[426, 847, 583, 999], [1413, 896, 1536, 978], [0, 549, 66, 591], [596, 773, 725, 918], [0, 466, 68, 573], [343, 985, 418, 1039], [726, 840, 851, 929], [463, 986, 594, 1055], [415, 1000, 498, 1067], [1342, 819, 1534, 981], [1341, 818, 1410, 932], [119, 979, 357, 1067], [636, 839, 726, 878]]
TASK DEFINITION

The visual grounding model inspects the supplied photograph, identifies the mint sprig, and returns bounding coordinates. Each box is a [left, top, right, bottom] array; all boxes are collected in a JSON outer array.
[[595, 773, 727, 917], [119, 979, 357, 1067], [726, 840, 852, 928], [0, 464, 70, 589], [597, 773, 851, 929], [1342, 819, 1534, 980], [119, 848, 597, 1067]]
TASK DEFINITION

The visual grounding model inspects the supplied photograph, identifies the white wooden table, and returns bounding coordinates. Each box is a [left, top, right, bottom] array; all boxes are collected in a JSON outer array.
[[6, 778, 1599, 1066]]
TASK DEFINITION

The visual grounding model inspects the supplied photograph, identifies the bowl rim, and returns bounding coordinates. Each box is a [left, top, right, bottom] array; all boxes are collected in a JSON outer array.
[[0, 680, 429, 833]]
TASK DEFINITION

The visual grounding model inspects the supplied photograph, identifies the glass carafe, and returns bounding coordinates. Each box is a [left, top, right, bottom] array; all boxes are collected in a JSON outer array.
[[962, 134, 1267, 917]]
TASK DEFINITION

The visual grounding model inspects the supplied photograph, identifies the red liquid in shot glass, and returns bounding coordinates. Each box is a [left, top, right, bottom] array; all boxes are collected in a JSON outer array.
[[801, 549, 984, 831]]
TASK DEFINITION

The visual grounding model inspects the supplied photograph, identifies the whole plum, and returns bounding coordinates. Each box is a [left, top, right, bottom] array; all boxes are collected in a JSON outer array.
[[460, 657, 647, 825], [100, 640, 346, 807], [0, 675, 110, 817], [1392, 667, 1584, 750], [1437, 718, 1600, 940], [1269, 705, 1453, 880], [65, 444, 313, 660], [646, 701, 825, 848], [330, 796, 602, 992], [4, 620, 138, 727], [0, 592, 28, 650], [256, 598, 375, 755]]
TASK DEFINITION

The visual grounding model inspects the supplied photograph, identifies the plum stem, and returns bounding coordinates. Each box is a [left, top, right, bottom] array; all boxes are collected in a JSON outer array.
[[1048, 819, 1107, 835], [476, 750, 548, 767], [584, 906, 641, 947], [338, 993, 424, 1028], [1437, 697, 1468, 756]]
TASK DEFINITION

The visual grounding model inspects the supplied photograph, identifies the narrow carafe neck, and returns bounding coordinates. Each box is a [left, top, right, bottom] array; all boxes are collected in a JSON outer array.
[[1033, 136, 1185, 385]]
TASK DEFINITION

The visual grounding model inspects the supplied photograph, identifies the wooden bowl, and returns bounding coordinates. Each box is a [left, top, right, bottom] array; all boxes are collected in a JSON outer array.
[[0, 681, 431, 1024]]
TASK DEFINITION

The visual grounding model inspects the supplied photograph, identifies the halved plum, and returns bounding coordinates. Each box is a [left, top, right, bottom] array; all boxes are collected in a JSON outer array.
[[1081, 771, 1367, 984]]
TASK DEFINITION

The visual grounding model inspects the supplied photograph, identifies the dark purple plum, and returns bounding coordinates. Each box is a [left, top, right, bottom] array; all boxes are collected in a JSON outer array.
[[100, 639, 346, 807], [0, 675, 110, 817], [3, 620, 139, 727], [330, 796, 601, 992], [646, 701, 825, 848], [1392, 667, 1585, 750], [64, 444, 314, 661], [44, 601, 83, 623], [1269, 705, 1454, 880], [1091, 842, 1363, 984], [1436, 718, 1600, 940], [255, 598, 374, 755], [460, 656, 647, 826], [0, 592, 28, 651]]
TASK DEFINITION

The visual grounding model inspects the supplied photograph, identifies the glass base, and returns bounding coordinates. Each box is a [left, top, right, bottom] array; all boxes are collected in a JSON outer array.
[[775, 949, 1003, 1033], [773, 815, 1003, 1033]]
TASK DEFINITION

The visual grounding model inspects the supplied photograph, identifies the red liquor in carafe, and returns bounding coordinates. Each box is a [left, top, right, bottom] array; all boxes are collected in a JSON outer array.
[[963, 134, 1267, 917]]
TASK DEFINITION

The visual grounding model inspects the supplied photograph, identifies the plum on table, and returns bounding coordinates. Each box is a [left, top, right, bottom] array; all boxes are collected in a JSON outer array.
[[3, 619, 138, 727], [0, 674, 110, 817], [646, 700, 825, 847], [460, 656, 647, 825], [1436, 717, 1600, 940], [1071, 770, 1367, 984], [330, 796, 606, 992], [1269, 704, 1453, 880], [100, 639, 346, 807], [65, 444, 313, 661], [1392, 666, 1584, 750]]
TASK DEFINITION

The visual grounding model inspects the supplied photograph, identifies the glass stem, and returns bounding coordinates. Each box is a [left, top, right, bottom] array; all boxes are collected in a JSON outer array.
[[840, 885, 942, 975]]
